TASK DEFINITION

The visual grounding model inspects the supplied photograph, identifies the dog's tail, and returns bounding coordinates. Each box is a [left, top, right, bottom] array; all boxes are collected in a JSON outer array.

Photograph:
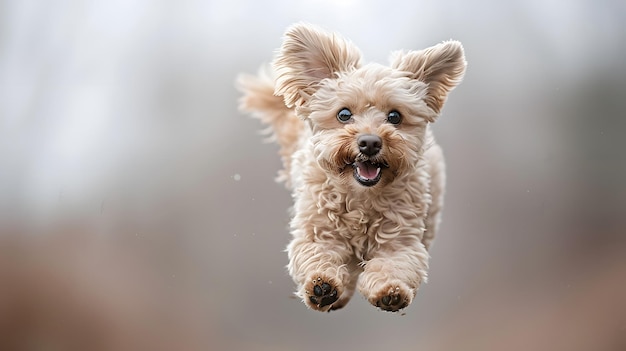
[[237, 66, 303, 187]]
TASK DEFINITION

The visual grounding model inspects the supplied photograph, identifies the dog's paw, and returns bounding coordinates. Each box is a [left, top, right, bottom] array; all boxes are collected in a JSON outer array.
[[303, 275, 341, 311], [370, 283, 413, 312]]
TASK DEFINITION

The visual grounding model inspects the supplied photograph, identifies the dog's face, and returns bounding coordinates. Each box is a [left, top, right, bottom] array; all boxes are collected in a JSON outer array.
[[274, 23, 466, 189], [304, 66, 431, 188]]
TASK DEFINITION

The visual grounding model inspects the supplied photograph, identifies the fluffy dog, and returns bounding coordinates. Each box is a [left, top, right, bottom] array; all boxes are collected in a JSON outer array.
[[238, 23, 466, 312]]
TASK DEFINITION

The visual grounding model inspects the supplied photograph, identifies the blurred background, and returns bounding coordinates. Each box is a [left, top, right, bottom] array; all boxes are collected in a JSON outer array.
[[1, 0, 625, 350]]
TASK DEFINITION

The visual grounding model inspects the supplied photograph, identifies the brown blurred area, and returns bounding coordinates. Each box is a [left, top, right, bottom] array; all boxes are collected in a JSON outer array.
[[1, 1, 625, 350], [0, 225, 216, 350]]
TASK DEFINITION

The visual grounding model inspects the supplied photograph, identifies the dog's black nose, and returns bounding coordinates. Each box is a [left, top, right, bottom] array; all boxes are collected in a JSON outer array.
[[358, 134, 382, 156]]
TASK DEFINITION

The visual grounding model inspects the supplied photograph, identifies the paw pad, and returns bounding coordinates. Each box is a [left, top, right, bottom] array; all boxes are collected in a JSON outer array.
[[375, 286, 409, 312], [307, 277, 339, 308]]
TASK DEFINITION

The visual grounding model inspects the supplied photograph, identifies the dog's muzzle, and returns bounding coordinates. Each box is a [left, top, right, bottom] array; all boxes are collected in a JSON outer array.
[[352, 159, 387, 187], [352, 134, 386, 186]]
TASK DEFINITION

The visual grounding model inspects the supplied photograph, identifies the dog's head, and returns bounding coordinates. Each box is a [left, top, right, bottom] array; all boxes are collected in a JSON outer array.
[[274, 23, 466, 189]]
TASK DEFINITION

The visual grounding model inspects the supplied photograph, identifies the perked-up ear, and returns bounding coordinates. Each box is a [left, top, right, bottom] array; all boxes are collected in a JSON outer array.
[[273, 23, 362, 108], [391, 40, 466, 115]]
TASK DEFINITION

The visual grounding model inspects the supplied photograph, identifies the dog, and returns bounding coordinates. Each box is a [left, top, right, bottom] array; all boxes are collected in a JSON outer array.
[[238, 23, 466, 312]]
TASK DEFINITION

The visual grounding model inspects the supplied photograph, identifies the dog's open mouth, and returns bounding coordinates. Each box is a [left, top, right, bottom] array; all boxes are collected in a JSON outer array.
[[352, 160, 385, 187]]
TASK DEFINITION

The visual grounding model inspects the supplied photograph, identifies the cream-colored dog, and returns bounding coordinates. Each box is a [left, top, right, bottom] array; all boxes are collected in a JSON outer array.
[[238, 23, 466, 312]]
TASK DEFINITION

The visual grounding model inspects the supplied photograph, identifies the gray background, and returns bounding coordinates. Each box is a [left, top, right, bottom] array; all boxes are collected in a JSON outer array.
[[1, 0, 625, 350]]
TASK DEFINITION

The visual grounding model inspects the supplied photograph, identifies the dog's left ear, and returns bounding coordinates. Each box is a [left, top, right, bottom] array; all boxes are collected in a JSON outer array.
[[391, 41, 466, 116], [274, 23, 362, 109]]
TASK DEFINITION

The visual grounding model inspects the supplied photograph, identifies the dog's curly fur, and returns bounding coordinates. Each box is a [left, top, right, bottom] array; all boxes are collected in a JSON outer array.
[[238, 23, 466, 312]]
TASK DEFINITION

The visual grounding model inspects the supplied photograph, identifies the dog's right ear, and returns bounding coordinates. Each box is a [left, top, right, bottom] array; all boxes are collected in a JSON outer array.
[[273, 23, 362, 108]]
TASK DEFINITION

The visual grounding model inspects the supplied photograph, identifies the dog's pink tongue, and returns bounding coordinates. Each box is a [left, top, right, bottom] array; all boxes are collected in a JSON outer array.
[[357, 162, 380, 180]]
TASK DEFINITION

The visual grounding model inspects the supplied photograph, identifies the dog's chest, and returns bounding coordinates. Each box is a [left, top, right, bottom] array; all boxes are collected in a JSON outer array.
[[330, 186, 427, 260], [333, 196, 387, 259]]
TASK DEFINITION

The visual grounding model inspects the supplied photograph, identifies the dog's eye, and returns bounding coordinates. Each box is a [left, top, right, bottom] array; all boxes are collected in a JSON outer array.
[[337, 108, 353, 123], [387, 110, 402, 125]]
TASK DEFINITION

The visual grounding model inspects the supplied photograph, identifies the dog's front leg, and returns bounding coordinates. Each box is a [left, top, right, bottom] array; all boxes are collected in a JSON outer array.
[[358, 235, 429, 312], [286, 233, 353, 312]]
